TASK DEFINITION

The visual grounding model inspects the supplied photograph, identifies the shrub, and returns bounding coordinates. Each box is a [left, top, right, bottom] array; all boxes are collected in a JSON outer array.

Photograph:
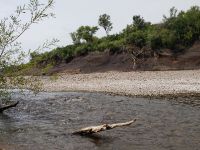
[[125, 30, 147, 48], [164, 6, 200, 46], [75, 43, 92, 56]]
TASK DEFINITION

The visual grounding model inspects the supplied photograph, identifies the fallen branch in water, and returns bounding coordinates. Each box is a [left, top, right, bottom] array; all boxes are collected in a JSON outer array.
[[73, 119, 136, 135], [0, 101, 19, 113]]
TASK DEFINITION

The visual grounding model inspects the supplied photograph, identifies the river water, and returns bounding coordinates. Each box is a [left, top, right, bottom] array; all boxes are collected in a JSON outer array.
[[0, 92, 199, 150]]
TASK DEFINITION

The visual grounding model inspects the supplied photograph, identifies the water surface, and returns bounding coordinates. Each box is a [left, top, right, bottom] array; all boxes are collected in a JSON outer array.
[[0, 92, 199, 150]]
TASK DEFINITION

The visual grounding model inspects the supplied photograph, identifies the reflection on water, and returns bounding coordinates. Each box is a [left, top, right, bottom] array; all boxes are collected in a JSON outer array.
[[0, 92, 199, 150]]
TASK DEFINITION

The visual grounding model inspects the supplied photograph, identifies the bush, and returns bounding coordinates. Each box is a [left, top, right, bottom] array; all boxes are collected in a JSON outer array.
[[149, 28, 177, 50], [150, 34, 163, 50], [75, 43, 92, 56], [109, 39, 125, 54], [125, 30, 147, 48], [164, 6, 200, 46]]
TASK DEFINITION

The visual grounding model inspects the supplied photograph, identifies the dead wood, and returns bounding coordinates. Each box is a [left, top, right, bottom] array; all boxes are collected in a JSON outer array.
[[72, 119, 136, 135], [0, 101, 19, 113]]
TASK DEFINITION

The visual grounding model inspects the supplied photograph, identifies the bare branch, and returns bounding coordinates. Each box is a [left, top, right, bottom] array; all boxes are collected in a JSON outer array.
[[0, 0, 55, 59]]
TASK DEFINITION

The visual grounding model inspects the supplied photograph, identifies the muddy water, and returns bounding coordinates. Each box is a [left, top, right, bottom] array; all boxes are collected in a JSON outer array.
[[0, 92, 200, 150]]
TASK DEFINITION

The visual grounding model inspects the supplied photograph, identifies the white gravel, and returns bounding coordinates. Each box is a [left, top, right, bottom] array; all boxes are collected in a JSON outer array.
[[41, 70, 200, 96]]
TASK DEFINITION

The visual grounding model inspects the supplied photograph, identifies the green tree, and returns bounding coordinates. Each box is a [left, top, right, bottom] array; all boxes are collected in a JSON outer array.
[[149, 28, 177, 50], [163, 7, 178, 23], [132, 15, 148, 30], [71, 26, 99, 43], [0, 0, 56, 112], [70, 32, 81, 45], [163, 6, 200, 46], [98, 14, 113, 35], [125, 30, 147, 48], [30, 51, 40, 60]]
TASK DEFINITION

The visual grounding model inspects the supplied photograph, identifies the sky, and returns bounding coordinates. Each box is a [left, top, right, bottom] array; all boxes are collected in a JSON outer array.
[[1, 0, 200, 52]]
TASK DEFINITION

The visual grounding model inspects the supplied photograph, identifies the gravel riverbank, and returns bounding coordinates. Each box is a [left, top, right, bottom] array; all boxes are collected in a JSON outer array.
[[41, 70, 200, 96]]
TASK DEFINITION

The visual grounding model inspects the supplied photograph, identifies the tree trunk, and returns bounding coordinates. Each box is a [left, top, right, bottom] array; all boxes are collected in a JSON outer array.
[[73, 119, 136, 135]]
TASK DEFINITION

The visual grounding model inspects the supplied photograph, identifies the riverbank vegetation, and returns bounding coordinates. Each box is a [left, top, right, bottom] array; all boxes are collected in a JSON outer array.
[[10, 6, 200, 74]]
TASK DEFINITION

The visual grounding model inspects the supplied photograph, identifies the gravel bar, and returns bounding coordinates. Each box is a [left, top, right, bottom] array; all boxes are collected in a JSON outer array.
[[41, 70, 200, 96]]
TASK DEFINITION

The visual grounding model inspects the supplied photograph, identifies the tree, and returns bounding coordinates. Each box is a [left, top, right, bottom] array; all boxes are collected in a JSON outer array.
[[125, 30, 147, 48], [126, 45, 150, 70], [71, 26, 99, 43], [98, 14, 113, 35], [0, 0, 56, 112], [163, 7, 178, 22], [163, 6, 200, 46], [30, 51, 40, 60], [150, 28, 177, 51], [70, 32, 81, 45], [132, 15, 147, 30]]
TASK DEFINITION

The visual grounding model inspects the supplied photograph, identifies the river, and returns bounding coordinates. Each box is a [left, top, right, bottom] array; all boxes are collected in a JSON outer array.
[[0, 92, 199, 150]]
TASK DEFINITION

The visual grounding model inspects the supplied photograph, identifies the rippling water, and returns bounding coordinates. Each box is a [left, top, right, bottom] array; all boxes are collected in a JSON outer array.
[[0, 92, 199, 150]]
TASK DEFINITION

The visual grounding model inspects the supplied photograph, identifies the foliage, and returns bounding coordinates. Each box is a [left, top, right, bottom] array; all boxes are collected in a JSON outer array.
[[125, 30, 147, 48], [163, 6, 200, 46], [149, 28, 177, 50], [0, 0, 56, 102], [71, 26, 99, 43], [42, 63, 53, 75], [30, 51, 40, 60], [70, 32, 81, 45], [27, 6, 200, 72], [98, 14, 113, 35], [132, 15, 150, 30]]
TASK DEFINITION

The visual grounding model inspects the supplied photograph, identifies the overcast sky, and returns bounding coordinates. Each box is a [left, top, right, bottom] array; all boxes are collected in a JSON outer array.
[[1, 0, 200, 52]]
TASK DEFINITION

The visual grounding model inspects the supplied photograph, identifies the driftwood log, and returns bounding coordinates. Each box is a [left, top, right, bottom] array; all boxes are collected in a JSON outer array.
[[0, 101, 19, 113], [73, 119, 136, 135]]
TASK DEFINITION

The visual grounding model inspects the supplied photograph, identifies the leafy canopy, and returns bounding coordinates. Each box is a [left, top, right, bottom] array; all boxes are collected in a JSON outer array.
[[71, 26, 99, 43], [98, 14, 113, 35]]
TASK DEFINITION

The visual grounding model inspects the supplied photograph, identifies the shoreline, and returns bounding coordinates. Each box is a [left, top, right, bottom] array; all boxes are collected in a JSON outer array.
[[41, 88, 200, 99], [41, 70, 200, 97]]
